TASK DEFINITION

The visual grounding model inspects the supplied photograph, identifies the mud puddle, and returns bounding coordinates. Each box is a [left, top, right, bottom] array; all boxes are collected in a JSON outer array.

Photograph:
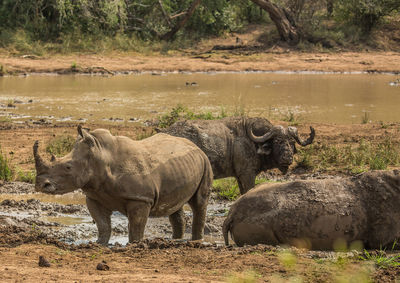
[[0, 182, 229, 246]]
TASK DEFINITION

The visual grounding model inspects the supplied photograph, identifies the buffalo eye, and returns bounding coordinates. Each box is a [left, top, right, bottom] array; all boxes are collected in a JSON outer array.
[[66, 165, 72, 170]]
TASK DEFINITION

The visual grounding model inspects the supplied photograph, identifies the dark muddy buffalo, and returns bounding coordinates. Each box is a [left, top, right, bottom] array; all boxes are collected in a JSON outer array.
[[223, 170, 400, 250], [160, 117, 314, 194]]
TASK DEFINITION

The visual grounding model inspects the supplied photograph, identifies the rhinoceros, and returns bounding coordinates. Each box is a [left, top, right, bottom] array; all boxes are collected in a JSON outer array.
[[160, 117, 315, 194], [34, 126, 213, 245], [223, 170, 400, 250]]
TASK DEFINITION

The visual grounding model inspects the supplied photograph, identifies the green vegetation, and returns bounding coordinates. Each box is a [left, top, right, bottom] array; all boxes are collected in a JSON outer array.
[[46, 135, 75, 157], [0, 146, 12, 181], [15, 168, 36, 184], [361, 249, 400, 269], [0, 1, 398, 54], [212, 176, 270, 201], [296, 137, 400, 173], [158, 104, 228, 128]]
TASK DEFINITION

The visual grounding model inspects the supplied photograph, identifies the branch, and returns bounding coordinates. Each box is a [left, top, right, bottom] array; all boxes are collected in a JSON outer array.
[[158, 0, 172, 27]]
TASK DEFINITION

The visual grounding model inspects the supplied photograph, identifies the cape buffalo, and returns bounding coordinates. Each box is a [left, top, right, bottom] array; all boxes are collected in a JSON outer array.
[[34, 126, 213, 245], [223, 170, 400, 250], [161, 117, 315, 194]]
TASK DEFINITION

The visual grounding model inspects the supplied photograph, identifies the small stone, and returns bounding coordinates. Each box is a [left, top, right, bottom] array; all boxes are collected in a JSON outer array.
[[96, 261, 110, 271], [38, 256, 51, 267]]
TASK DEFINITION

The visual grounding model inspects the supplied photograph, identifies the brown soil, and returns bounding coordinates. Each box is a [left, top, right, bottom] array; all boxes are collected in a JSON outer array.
[[1, 234, 399, 282], [1, 51, 400, 75]]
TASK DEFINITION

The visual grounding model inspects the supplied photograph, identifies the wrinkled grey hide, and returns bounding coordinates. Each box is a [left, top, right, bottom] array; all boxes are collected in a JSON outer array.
[[34, 126, 213, 245], [223, 170, 400, 250], [161, 117, 314, 194]]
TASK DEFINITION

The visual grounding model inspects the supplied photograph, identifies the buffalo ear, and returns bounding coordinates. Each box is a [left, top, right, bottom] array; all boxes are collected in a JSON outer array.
[[77, 125, 96, 147], [257, 144, 272, 156]]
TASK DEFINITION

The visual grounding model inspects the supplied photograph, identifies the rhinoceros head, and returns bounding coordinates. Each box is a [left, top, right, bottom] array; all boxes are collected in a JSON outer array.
[[33, 125, 96, 194], [249, 125, 315, 174]]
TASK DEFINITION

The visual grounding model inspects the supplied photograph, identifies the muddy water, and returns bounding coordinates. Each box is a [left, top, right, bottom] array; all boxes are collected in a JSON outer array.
[[0, 73, 399, 124]]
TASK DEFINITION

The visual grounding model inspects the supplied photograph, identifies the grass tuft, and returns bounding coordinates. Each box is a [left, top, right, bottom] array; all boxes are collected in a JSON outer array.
[[46, 135, 75, 157], [0, 146, 13, 181]]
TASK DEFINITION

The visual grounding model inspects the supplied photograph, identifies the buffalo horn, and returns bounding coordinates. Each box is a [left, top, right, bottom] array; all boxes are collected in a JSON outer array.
[[288, 126, 315, 146], [248, 126, 280, 143]]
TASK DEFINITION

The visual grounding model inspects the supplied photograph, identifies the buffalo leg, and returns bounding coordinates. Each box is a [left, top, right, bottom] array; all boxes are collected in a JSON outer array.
[[236, 174, 256, 195], [86, 197, 112, 245], [126, 201, 151, 242], [169, 208, 185, 239], [188, 192, 208, 240]]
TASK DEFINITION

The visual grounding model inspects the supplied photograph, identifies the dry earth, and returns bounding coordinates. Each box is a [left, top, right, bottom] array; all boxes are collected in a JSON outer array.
[[1, 51, 400, 75]]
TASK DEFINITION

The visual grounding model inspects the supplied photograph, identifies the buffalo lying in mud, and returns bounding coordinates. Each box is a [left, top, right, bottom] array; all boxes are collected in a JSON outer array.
[[160, 117, 315, 194], [223, 170, 400, 250], [34, 126, 213, 245]]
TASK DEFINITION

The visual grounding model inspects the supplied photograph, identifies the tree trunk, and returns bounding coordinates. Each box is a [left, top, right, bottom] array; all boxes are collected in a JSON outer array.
[[161, 0, 202, 41], [249, 0, 300, 45]]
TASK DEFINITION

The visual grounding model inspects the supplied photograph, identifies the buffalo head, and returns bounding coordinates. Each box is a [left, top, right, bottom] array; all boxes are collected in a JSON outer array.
[[33, 125, 96, 194], [248, 125, 315, 173]]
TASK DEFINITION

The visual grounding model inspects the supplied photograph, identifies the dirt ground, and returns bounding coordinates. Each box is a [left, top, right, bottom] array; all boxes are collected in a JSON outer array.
[[1, 51, 400, 75]]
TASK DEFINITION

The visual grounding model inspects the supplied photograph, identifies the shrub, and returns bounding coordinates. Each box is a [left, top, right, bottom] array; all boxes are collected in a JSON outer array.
[[46, 135, 75, 157]]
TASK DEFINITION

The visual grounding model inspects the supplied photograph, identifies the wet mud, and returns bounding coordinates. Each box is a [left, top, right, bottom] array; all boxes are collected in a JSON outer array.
[[0, 181, 230, 247]]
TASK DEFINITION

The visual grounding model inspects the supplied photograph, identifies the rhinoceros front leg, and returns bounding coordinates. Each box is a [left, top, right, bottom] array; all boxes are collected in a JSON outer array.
[[126, 201, 151, 242], [169, 207, 185, 239], [86, 197, 112, 245]]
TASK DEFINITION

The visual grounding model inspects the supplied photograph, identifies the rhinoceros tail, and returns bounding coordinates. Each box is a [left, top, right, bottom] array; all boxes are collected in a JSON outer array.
[[223, 215, 232, 246]]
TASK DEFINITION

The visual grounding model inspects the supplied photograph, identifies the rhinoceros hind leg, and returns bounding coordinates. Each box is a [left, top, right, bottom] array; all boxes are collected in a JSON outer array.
[[188, 193, 208, 241], [127, 201, 151, 242], [169, 208, 185, 239], [86, 197, 112, 245]]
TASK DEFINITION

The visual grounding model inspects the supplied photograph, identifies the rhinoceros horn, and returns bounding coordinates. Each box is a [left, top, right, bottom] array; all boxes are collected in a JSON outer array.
[[288, 126, 315, 146], [248, 125, 284, 143], [33, 141, 50, 173]]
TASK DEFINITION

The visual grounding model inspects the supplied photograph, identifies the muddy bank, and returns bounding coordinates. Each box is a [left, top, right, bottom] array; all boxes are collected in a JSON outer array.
[[0, 181, 229, 246], [1, 52, 400, 76]]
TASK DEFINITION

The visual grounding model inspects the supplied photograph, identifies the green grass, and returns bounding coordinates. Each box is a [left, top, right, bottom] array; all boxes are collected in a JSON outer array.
[[157, 104, 229, 128], [295, 137, 400, 173], [0, 146, 13, 181], [212, 176, 271, 201], [360, 249, 400, 269], [46, 135, 75, 157], [15, 168, 36, 183]]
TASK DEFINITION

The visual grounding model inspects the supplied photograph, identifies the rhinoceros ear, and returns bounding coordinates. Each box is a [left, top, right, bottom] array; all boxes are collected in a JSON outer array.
[[77, 125, 96, 147]]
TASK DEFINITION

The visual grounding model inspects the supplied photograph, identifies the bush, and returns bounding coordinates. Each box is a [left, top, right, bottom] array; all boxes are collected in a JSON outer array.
[[335, 0, 400, 34]]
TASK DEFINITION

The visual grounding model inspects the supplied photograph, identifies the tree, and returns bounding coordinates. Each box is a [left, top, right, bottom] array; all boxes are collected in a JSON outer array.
[[249, 0, 300, 45]]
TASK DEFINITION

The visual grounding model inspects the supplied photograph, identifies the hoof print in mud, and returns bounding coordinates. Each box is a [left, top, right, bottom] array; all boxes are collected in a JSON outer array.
[[96, 261, 110, 271], [38, 255, 51, 267]]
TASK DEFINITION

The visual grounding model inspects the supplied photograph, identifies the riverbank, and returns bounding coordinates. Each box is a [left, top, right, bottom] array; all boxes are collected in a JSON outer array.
[[1, 51, 400, 76]]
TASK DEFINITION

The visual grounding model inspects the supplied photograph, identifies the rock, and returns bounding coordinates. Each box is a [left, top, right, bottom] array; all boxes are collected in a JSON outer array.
[[38, 256, 51, 267], [96, 261, 110, 271]]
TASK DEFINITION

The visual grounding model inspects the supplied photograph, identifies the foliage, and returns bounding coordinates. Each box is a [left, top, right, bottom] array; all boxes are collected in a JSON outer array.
[[0, 146, 12, 181], [157, 104, 228, 128], [335, 0, 400, 34], [46, 135, 75, 157], [296, 137, 400, 172]]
